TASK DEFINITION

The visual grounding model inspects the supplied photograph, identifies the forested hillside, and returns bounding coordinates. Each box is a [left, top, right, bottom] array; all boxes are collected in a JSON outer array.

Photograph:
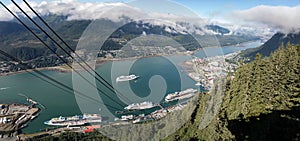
[[244, 32, 300, 59], [165, 44, 300, 140], [223, 44, 300, 119]]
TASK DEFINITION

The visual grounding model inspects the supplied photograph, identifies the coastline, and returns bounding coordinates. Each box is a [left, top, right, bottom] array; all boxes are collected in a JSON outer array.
[[0, 40, 260, 77], [192, 40, 262, 52], [0, 53, 190, 77], [0, 66, 72, 77]]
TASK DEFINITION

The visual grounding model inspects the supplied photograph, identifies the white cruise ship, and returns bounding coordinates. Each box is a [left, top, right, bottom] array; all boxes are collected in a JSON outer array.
[[165, 88, 197, 102], [44, 114, 102, 126], [116, 74, 139, 82], [124, 101, 155, 110]]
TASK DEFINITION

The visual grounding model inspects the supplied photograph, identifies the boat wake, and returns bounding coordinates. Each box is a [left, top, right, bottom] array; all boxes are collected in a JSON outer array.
[[0, 87, 10, 90]]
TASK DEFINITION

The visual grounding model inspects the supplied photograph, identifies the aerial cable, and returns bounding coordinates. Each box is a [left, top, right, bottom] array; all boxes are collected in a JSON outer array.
[[1, 1, 126, 108], [0, 50, 123, 111], [18, 0, 132, 104]]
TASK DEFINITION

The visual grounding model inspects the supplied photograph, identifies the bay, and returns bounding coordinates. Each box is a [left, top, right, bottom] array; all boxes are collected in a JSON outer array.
[[0, 40, 262, 133]]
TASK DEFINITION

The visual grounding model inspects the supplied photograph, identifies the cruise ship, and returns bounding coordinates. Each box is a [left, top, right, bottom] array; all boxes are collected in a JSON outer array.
[[44, 114, 102, 126], [165, 88, 197, 102], [124, 101, 155, 110], [116, 74, 139, 82]]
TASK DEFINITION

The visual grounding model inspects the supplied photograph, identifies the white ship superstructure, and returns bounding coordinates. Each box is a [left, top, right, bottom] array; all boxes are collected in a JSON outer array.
[[116, 74, 139, 82], [44, 114, 102, 126], [124, 101, 155, 110], [165, 88, 197, 102]]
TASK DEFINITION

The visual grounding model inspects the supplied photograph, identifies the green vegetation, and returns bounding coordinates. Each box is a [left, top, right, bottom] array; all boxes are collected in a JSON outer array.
[[164, 80, 234, 141], [224, 44, 300, 119], [243, 32, 300, 60], [25, 131, 112, 141], [166, 43, 300, 140]]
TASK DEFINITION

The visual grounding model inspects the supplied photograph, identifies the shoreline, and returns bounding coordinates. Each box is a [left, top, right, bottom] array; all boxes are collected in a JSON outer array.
[[0, 40, 260, 77], [192, 40, 262, 53], [0, 66, 71, 77], [0, 53, 189, 77]]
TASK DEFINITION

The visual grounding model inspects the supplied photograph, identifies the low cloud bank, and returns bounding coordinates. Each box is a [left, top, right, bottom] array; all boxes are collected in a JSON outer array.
[[234, 5, 300, 33]]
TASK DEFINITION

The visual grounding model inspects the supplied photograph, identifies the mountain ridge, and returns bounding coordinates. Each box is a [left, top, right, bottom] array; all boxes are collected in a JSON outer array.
[[0, 15, 259, 61], [244, 32, 300, 59]]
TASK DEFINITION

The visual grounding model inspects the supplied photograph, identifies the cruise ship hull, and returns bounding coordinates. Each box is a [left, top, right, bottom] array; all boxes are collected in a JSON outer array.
[[44, 114, 102, 126], [44, 121, 86, 126], [165, 89, 197, 102], [124, 101, 155, 110]]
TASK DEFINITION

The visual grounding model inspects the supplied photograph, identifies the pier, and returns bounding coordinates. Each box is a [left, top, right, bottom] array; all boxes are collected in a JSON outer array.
[[155, 103, 164, 109], [18, 93, 46, 109], [0, 103, 40, 138]]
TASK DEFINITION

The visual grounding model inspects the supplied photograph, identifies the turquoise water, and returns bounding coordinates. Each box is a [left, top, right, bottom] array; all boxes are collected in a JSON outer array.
[[0, 40, 262, 133]]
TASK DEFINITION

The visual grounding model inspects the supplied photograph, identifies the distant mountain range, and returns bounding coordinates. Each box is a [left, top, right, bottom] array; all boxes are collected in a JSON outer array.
[[205, 25, 230, 35], [244, 32, 300, 59], [0, 14, 259, 61]]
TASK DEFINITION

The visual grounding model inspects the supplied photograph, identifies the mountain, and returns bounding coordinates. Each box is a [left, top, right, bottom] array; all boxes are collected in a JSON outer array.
[[205, 24, 230, 35], [0, 16, 91, 60], [0, 14, 259, 61], [244, 32, 300, 59], [0, 21, 48, 60], [0, 21, 28, 35]]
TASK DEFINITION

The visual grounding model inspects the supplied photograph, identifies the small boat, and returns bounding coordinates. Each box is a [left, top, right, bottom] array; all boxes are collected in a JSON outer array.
[[116, 74, 139, 82]]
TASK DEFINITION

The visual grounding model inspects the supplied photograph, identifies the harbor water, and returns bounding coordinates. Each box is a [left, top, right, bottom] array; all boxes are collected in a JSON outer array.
[[0, 40, 262, 133]]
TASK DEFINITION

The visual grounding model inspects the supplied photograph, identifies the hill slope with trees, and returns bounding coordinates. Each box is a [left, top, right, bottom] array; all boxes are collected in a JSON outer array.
[[244, 32, 300, 60], [165, 43, 300, 140]]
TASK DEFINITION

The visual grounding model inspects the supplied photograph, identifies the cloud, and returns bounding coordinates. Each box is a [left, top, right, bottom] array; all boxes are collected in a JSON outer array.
[[1, 0, 200, 22], [233, 5, 300, 33], [3, 0, 256, 35], [1, 1, 197, 24], [1, 0, 135, 21], [0, 0, 214, 34]]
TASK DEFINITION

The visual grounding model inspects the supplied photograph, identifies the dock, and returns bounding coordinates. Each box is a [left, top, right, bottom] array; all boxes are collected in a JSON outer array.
[[18, 93, 46, 109], [115, 109, 138, 115], [0, 103, 40, 137], [155, 103, 164, 109]]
